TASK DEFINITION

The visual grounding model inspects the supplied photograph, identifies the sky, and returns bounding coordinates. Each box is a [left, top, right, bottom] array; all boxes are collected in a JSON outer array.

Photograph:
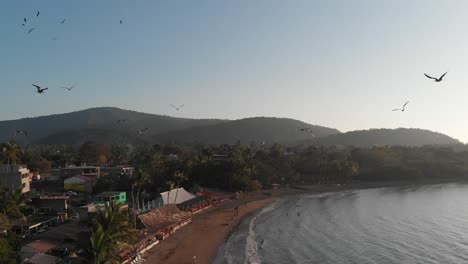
[[2, 0, 468, 141]]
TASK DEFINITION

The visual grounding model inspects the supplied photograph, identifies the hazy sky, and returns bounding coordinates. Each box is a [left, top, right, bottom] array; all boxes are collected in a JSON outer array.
[[2, 0, 468, 141]]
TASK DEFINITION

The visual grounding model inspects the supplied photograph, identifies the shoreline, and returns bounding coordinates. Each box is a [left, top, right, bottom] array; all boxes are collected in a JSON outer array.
[[142, 190, 289, 264], [142, 179, 468, 263]]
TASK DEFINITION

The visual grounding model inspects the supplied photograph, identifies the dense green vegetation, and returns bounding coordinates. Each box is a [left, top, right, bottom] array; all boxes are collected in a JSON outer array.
[[3, 139, 468, 261], [15, 141, 468, 193]]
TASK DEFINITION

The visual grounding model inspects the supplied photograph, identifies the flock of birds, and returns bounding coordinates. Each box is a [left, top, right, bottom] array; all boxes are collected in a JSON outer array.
[[21, 10, 119, 37], [391, 72, 447, 112], [17, 9, 450, 143], [295, 72, 448, 136]]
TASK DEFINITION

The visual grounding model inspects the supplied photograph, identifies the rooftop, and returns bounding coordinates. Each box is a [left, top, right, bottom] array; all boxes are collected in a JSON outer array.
[[36, 196, 70, 200], [96, 191, 124, 197], [62, 166, 99, 170]]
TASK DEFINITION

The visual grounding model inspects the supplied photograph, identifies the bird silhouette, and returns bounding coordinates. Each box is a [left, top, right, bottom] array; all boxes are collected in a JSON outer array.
[[24, 18, 27, 23], [137, 128, 149, 135], [170, 104, 184, 111], [60, 85, 75, 91], [392, 101, 409, 112], [298, 127, 312, 132], [61, 19, 66, 24], [33, 84, 48, 94], [28, 28, 35, 34], [424, 72, 447, 82], [116, 119, 127, 124], [36, 11, 40, 17], [15, 130, 27, 137]]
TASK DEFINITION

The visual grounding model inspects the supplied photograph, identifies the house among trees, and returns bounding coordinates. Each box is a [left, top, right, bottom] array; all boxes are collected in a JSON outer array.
[[60, 165, 100, 179], [64, 175, 95, 193], [32, 196, 70, 215], [0, 164, 32, 193], [93, 191, 127, 204]]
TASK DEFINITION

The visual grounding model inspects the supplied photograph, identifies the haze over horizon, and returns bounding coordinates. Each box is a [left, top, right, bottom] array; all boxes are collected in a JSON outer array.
[[2, 1, 468, 142]]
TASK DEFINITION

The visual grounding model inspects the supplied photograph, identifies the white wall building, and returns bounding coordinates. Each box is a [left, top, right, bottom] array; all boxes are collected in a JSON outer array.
[[0, 164, 31, 193]]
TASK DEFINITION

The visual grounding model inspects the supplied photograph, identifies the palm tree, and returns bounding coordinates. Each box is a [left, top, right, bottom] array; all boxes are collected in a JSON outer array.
[[89, 201, 135, 264], [1, 141, 21, 186], [134, 168, 149, 211], [165, 180, 175, 221], [171, 171, 187, 217]]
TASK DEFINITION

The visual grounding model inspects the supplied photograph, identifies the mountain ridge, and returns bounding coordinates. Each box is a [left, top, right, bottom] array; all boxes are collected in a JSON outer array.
[[0, 107, 460, 147]]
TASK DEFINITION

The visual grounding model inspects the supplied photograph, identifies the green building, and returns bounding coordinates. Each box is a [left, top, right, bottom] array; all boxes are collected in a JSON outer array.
[[93, 191, 127, 204]]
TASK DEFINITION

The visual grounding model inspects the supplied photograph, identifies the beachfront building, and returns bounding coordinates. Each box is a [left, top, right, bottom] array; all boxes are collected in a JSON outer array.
[[32, 196, 70, 214], [160, 188, 196, 205], [63, 176, 95, 193], [93, 191, 127, 204], [60, 165, 100, 179], [0, 164, 32, 193]]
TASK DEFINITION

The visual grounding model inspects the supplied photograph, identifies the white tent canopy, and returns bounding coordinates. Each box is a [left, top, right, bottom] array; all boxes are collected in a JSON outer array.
[[160, 188, 195, 205]]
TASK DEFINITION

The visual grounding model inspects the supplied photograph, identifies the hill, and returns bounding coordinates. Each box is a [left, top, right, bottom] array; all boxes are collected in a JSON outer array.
[[0, 107, 338, 146], [0, 107, 225, 144], [155, 117, 340, 145], [305, 128, 461, 147]]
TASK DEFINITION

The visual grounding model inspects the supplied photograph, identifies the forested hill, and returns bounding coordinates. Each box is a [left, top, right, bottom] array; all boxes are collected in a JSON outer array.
[[0, 107, 225, 144], [0, 107, 338, 146], [306, 128, 460, 147], [155, 117, 340, 145]]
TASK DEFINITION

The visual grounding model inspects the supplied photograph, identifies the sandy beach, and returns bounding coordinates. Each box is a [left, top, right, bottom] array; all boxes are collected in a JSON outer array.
[[143, 191, 286, 264]]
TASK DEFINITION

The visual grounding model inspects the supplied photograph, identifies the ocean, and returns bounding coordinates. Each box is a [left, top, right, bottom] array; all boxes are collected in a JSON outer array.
[[214, 183, 468, 264]]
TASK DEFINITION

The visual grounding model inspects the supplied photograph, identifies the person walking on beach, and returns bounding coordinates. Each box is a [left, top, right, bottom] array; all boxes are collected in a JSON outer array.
[[234, 206, 239, 216]]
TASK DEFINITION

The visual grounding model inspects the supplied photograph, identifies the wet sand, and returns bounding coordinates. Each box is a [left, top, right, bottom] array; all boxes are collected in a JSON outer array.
[[143, 193, 279, 264]]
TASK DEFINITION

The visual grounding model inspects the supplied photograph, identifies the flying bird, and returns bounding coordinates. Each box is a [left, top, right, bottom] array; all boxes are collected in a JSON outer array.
[[60, 85, 75, 91], [392, 101, 409, 112], [32, 84, 48, 94], [424, 72, 447, 82], [15, 130, 27, 137], [170, 104, 184, 111], [298, 127, 312, 132], [36, 11, 40, 17], [116, 119, 127, 124], [137, 128, 149, 135], [60, 19, 66, 24], [28, 28, 35, 34]]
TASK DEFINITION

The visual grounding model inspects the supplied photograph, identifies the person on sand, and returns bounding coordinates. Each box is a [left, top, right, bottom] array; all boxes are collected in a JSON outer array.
[[234, 206, 239, 216]]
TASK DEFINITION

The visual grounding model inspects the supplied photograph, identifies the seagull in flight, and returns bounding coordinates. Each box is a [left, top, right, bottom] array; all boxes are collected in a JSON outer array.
[[15, 130, 27, 137], [33, 84, 48, 94], [28, 28, 35, 34], [61, 85, 75, 91], [137, 128, 149, 135], [36, 11, 40, 17], [392, 101, 409, 112], [61, 19, 66, 24], [424, 72, 447, 82], [298, 127, 312, 132], [170, 104, 184, 111]]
